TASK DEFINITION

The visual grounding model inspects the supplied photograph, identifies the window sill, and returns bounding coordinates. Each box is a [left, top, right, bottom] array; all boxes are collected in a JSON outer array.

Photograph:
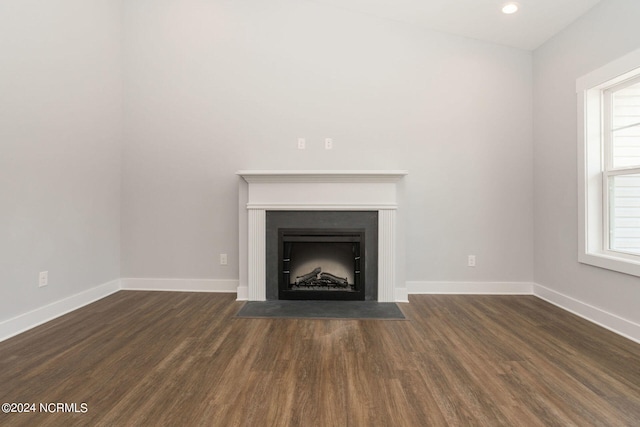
[[579, 251, 640, 278]]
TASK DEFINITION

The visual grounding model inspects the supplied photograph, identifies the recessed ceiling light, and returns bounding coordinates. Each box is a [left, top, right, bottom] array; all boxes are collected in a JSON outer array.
[[502, 3, 519, 14]]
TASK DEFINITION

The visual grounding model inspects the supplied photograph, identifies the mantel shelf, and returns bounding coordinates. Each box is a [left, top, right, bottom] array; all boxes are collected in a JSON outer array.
[[237, 170, 408, 184]]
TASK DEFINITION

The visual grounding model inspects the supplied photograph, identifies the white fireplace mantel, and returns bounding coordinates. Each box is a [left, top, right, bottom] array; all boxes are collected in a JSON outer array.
[[236, 170, 408, 302], [238, 170, 408, 184]]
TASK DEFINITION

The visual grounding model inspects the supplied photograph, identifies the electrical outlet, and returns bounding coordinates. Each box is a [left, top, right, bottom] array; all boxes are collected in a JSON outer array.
[[39, 271, 48, 287], [220, 254, 228, 265], [468, 255, 476, 267], [325, 138, 333, 150], [297, 138, 306, 150]]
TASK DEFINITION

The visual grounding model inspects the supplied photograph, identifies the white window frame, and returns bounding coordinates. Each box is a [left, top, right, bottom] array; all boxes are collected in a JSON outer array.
[[577, 48, 640, 277]]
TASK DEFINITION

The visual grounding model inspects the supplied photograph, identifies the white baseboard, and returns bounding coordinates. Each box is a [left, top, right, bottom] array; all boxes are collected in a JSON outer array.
[[394, 287, 409, 303], [406, 281, 639, 343], [3, 277, 637, 346], [236, 285, 248, 301], [120, 278, 238, 293], [407, 281, 534, 295], [0, 279, 121, 343], [533, 283, 640, 344]]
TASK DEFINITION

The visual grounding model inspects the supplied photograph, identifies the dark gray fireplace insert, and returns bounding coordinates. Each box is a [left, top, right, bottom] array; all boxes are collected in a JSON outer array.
[[265, 211, 378, 301]]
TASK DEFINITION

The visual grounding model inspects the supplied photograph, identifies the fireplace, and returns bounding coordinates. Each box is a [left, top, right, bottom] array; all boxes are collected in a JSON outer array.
[[266, 211, 378, 300], [237, 170, 408, 302]]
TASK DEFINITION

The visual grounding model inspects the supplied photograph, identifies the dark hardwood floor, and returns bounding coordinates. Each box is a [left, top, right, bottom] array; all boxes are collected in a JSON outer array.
[[0, 292, 638, 426]]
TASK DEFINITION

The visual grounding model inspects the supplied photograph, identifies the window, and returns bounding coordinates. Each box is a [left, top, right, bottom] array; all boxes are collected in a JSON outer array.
[[604, 77, 640, 256], [578, 48, 640, 276]]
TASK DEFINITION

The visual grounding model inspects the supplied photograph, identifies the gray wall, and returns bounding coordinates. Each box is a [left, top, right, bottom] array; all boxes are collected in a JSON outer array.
[[121, 0, 534, 284], [533, 0, 640, 324], [0, 1, 123, 321], [1, 0, 538, 325]]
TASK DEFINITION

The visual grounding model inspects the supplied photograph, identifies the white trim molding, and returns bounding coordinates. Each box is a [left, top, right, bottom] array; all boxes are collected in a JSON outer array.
[[236, 285, 248, 301], [577, 47, 640, 278], [0, 279, 121, 342], [408, 281, 534, 295], [378, 209, 397, 302], [247, 209, 267, 301], [394, 287, 409, 303], [237, 170, 408, 184], [3, 279, 638, 346], [121, 278, 239, 293], [407, 281, 639, 343], [534, 283, 640, 344]]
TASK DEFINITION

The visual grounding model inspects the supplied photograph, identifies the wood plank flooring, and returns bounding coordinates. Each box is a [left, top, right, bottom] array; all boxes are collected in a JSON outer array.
[[0, 292, 639, 426]]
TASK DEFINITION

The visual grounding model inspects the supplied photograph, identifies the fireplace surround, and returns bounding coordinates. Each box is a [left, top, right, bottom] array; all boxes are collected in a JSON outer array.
[[237, 170, 407, 302]]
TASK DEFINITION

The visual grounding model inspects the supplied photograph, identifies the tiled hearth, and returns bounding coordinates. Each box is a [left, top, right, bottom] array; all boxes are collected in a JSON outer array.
[[237, 170, 407, 302]]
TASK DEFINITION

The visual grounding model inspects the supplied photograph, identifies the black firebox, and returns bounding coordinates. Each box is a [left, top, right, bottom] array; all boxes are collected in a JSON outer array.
[[279, 229, 365, 300]]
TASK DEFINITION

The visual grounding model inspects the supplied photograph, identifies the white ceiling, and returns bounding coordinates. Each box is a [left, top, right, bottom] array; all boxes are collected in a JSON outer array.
[[309, 0, 603, 50]]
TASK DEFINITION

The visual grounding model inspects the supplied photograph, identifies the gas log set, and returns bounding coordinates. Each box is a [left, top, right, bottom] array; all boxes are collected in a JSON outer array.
[[292, 267, 351, 290]]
